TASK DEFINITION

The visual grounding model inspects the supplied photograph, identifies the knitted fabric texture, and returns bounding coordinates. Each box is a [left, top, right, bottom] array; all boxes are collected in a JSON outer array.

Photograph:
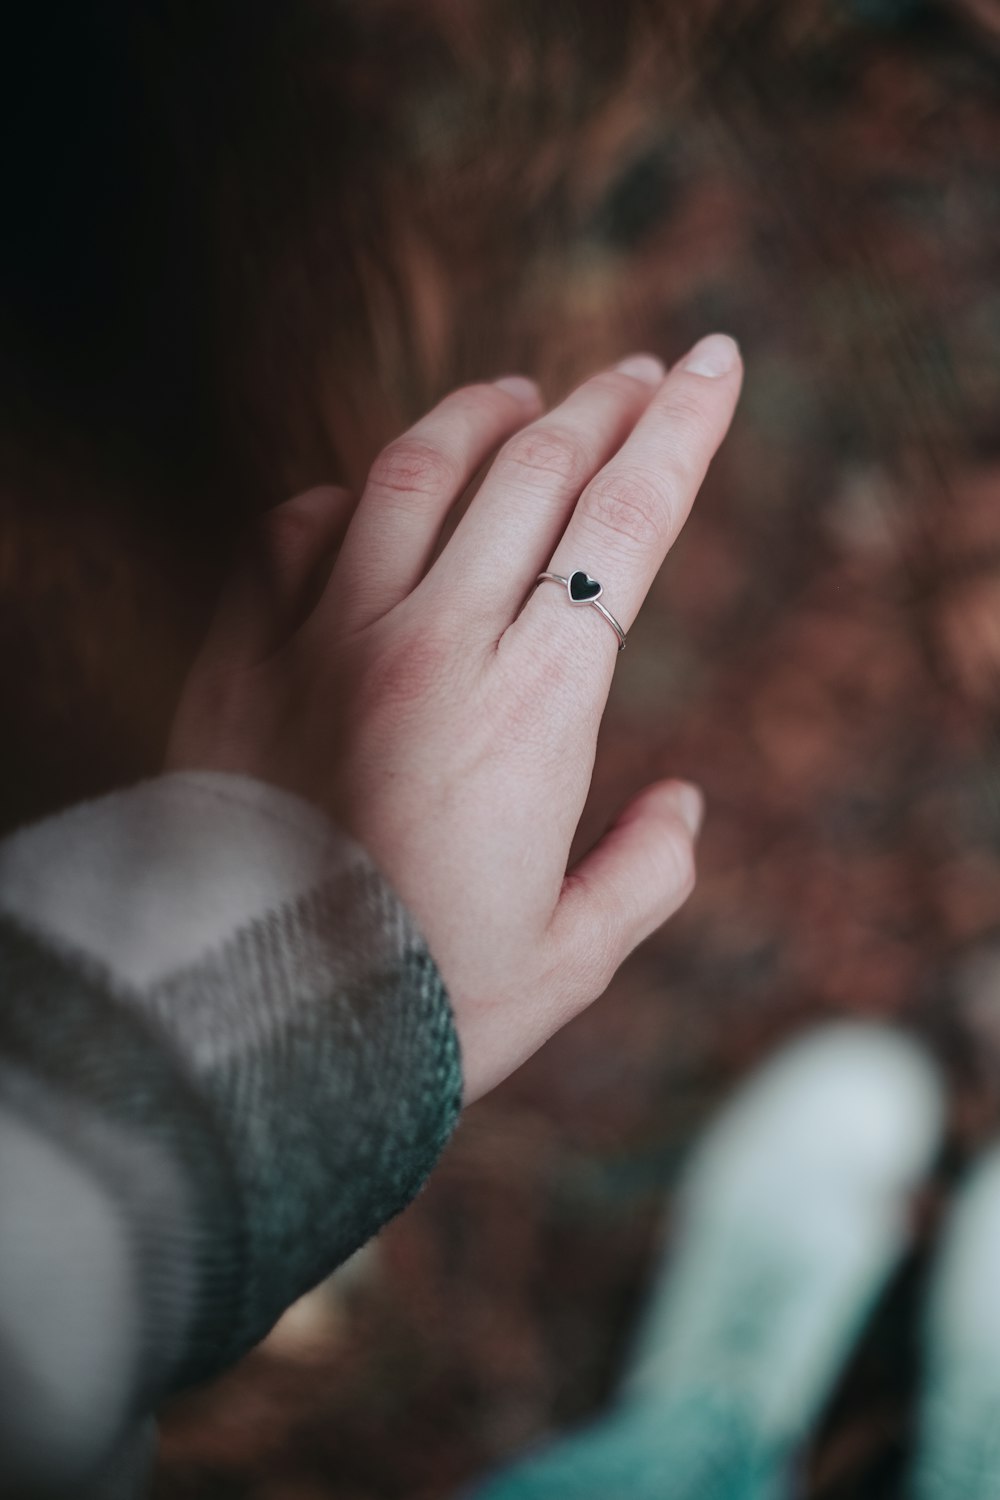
[[0, 787, 462, 1494]]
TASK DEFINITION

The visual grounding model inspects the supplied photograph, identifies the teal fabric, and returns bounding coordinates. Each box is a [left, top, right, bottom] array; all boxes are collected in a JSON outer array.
[[912, 1399, 1000, 1500], [472, 1024, 945, 1500], [470, 1394, 787, 1500]]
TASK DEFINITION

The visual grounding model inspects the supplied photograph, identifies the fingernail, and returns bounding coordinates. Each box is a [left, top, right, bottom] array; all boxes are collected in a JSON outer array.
[[673, 781, 705, 838], [494, 374, 542, 404], [614, 353, 665, 385], [679, 333, 740, 378]]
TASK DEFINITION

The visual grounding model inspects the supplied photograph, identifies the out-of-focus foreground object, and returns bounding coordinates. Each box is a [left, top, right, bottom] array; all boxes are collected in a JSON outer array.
[[471, 1025, 943, 1499]]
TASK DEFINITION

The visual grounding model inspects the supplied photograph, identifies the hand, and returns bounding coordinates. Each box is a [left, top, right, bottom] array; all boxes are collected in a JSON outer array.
[[168, 335, 743, 1102]]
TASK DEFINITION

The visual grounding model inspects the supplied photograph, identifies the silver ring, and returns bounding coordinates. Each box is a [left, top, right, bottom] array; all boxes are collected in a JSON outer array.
[[533, 570, 628, 652]]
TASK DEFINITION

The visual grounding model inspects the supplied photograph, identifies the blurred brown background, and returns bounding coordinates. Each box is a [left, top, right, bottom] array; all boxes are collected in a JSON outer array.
[[4, 1, 1000, 1495]]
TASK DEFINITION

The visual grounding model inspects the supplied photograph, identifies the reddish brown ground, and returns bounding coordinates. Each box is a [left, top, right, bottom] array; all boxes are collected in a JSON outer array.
[[12, 3, 1000, 1497]]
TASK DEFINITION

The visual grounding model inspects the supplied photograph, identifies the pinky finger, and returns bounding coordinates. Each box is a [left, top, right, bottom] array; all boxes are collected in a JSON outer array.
[[212, 484, 354, 659]]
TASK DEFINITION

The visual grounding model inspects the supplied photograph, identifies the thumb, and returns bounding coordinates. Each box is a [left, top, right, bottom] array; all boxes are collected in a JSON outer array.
[[550, 779, 703, 988]]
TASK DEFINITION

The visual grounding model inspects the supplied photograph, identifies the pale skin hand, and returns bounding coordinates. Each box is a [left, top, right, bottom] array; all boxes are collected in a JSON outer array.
[[168, 334, 743, 1102]]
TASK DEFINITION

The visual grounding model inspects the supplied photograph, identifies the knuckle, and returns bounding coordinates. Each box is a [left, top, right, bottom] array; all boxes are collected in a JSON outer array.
[[498, 624, 595, 728], [580, 465, 668, 550], [652, 392, 716, 472], [362, 627, 453, 715], [495, 424, 588, 487], [660, 383, 714, 432], [368, 437, 459, 502]]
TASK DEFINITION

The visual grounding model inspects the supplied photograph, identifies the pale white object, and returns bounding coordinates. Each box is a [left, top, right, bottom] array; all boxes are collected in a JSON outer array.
[[0, 770, 360, 987], [623, 1024, 944, 1446], [0, 1105, 138, 1485]]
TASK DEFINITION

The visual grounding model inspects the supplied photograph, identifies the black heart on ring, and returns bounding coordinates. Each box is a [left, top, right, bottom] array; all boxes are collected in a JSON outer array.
[[568, 570, 603, 603]]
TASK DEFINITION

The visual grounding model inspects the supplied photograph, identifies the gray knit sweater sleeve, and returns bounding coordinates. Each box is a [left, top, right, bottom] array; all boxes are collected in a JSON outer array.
[[0, 771, 463, 1498]]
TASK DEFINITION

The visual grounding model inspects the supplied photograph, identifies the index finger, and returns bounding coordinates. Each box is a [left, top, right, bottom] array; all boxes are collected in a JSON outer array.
[[515, 333, 743, 665]]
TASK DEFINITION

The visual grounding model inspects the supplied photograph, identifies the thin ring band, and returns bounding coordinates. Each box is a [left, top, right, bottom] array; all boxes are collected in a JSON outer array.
[[534, 570, 628, 652]]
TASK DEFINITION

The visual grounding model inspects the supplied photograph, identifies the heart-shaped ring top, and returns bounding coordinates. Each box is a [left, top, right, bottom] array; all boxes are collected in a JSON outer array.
[[568, 570, 603, 604]]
